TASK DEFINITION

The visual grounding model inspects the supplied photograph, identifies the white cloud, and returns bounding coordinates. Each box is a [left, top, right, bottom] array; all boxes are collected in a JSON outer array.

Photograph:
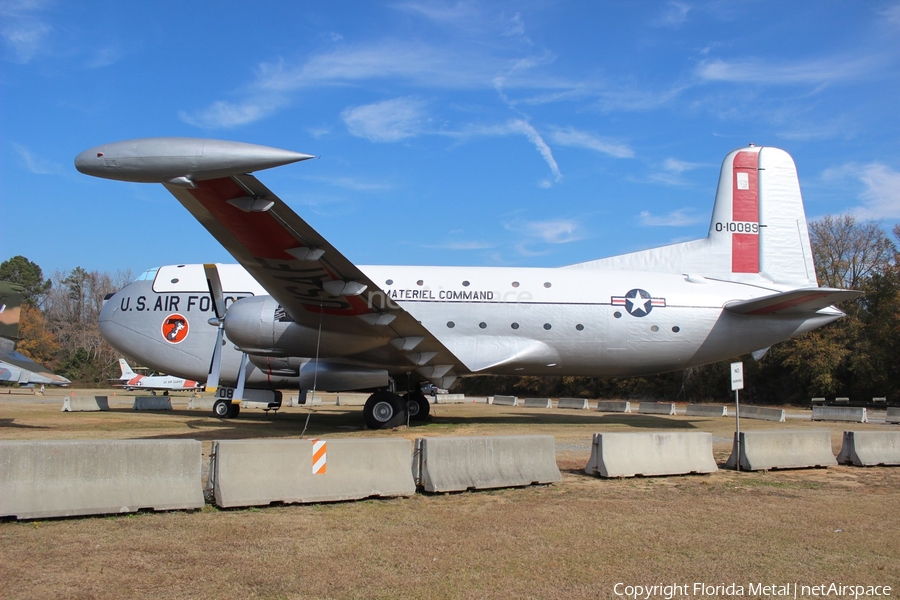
[[1, 0, 52, 63], [549, 127, 634, 159], [12, 143, 60, 174], [822, 162, 900, 219], [662, 157, 702, 174], [651, 1, 691, 28], [856, 163, 900, 219], [696, 55, 879, 86], [342, 96, 430, 142], [506, 119, 561, 183], [507, 218, 582, 244], [179, 96, 287, 129], [639, 209, 705, 227]]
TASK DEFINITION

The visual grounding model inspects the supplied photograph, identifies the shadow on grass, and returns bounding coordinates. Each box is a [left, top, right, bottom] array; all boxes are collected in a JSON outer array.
[[131, 407, 704, 441], [0, 419, 50, 429]]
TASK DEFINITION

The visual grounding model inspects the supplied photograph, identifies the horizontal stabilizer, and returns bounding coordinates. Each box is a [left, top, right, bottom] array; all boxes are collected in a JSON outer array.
[[725, 288, 862, 316]]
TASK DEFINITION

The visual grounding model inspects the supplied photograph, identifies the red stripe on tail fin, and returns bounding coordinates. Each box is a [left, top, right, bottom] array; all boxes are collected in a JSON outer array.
[[732, 151, 759, 273]]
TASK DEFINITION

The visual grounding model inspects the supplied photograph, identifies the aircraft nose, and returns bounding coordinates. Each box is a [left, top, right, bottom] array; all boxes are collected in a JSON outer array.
[[74, 146, 107, 177]]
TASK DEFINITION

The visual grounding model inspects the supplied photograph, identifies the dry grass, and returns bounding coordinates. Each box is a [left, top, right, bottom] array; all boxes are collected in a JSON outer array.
[[1, 389, 898, 599]]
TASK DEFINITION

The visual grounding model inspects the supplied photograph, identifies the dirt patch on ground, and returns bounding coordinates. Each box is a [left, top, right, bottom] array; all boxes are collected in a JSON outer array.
[[2, 390, 898, 599]]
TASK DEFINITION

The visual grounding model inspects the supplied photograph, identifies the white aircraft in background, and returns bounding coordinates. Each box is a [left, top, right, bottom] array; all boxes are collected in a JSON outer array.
[[76, 138, 859, 428], [0, 282, 70, 387], [113, 358, 203, 395]]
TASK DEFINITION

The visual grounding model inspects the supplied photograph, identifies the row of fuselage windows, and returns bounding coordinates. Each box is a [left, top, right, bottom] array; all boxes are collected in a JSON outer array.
[[445, 320, 682, 333], [385, 279, 552, 289]]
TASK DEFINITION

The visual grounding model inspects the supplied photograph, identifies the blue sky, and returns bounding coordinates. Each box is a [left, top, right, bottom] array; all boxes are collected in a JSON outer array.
[[2, 1, 899, 280]]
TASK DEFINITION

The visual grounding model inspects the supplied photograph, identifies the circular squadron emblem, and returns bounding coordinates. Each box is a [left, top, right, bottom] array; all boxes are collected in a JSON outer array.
[[161, 313, 189, 344]]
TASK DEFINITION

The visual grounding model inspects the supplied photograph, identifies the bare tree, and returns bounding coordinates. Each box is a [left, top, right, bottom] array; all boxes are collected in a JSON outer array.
[[810, 215, 895, 289]]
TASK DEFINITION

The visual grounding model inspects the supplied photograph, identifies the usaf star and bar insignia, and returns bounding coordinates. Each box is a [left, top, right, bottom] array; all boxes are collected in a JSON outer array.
[[611, 288, 666, 317]]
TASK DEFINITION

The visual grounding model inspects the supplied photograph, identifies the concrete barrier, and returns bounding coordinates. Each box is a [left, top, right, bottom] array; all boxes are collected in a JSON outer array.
[[336, 392, 369, 406], [812, 406, 868, 423], [638, 402, 676, 415], [885, 407, 900, 425], [187, 397, 215, 410], [0, 440, 203, 519], [133, 396, 173, 410], [837, 431, 900, 466], [413, 435, 561, 492], [209, 439, 415, 508], [558, 397, 589, 410], [686, 404, 727, 417], [596, 401, 630, 413], [724, 430, 836, 471], [289, 392, 324, 406], [61, 396, 109, 412], [434, 393, 466, 404], [740, 406, 785, 422], [522, 397, 552, 408], [491, 395, 518, 406], [584, 432, 717, 478]]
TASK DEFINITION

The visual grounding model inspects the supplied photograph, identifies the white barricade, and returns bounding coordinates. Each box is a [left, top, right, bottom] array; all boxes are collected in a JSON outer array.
[[336, 392, 369, 406], [491, 395, 518, 406], [884, 407, 899, 425], [596, 401, 630, 413], [638, 402, 676, 415], [413, 435, 561, 492], [585, 432, 717, 478], [685, 404, 727, 417], [435, 394, 466, 404], [289, 392, 324, 406], [725, 430, 836, 471], [812, 406, 868, 423], [187, 397, 215, 410], [61, 396, 109, 412], [740, 406, 786, 422], [522, 397, 552, 408], [133, 396, 173, 410], [557, 397, 589, 410], [0, 440, 203, 519], [837, 431, 900, 466], [209, 439, 415, 508]]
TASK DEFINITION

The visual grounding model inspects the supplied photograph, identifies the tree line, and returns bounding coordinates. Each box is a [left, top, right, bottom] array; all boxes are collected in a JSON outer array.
[[2, 215, 898, 404]]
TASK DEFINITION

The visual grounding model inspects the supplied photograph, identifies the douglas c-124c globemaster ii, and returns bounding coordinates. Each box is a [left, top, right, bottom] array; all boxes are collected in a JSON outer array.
[[75, 138, 859, 429]]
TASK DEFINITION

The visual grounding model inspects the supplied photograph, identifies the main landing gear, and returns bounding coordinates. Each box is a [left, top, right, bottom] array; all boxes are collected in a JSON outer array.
[[363, 391, 431, 429], [213, 398, 240, 419]]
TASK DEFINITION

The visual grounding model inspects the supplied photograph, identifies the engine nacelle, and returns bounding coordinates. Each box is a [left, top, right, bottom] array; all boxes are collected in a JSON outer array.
[[224, 295, 292, 355], [223, 295, 394, 358]]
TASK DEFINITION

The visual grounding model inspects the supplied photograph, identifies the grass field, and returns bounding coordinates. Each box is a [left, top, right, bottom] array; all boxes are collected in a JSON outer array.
[[1, 389, 898, 599]]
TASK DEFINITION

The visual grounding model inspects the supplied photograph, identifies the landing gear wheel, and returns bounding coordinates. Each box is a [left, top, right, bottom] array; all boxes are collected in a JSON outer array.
[[403, 392, 431, 421], [213, 399, 240, 419], [363, 391, 407, 429]]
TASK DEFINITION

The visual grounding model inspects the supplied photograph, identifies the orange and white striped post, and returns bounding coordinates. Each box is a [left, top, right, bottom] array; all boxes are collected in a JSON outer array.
[[311, 439, 327, 475]]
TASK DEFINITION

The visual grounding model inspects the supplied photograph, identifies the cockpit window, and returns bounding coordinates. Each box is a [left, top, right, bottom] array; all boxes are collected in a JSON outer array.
[[135, 267, 159, 282]]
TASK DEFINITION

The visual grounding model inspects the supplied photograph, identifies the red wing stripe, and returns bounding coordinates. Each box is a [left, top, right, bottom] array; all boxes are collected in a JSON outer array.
[[745, 292, 830, 315]]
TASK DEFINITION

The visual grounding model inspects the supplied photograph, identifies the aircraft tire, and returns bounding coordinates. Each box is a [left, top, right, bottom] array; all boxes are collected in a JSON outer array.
[[213, 399, 239, 419], [363, 392, 407, 429], [404, 392, 431, 421]]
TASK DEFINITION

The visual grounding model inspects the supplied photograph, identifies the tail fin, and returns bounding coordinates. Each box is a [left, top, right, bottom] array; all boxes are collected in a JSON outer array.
[[567, 146, 818, 288], [0, 282, 25, 343], [118, 358, 137, 379]]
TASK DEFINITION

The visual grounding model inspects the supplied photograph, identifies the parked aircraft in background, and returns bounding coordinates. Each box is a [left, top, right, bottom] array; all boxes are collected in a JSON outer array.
[[113, 358, 202, 395], [76, 138, 859, 428], [0, 282, 70, 386]]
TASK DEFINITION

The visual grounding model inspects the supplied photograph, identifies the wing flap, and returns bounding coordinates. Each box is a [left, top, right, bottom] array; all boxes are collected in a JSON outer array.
[[163, 175, 465, 376], [724, 288, 862, 316]]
